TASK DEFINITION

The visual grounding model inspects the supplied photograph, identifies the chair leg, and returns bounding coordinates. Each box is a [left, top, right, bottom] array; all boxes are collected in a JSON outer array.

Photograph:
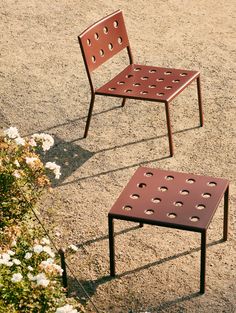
[[197, 76, 204, 127], [223, 186, 229, 241], [121, 98, 126, 107], [200, 231, 206, 294], [84, 94, 95, 138], [58, 249, 68, 290], [165, 103, 174, 157], [108, 216, 115, 277]]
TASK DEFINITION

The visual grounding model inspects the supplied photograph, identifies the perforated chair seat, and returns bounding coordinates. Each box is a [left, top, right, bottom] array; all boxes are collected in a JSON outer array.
[[96, 64, 199, 103]]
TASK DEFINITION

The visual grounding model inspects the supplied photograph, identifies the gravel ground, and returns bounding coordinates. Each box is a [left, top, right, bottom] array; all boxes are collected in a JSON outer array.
[[0, 0, 235, 312]]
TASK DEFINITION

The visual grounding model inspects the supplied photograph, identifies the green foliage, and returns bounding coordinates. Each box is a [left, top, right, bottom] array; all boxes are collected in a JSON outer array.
[[0, 128, 83, 313]]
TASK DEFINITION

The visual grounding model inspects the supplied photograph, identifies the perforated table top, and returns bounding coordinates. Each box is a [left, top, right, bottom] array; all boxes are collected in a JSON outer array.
[[96, 64, 199, 103], [109, 167, 229, 232]]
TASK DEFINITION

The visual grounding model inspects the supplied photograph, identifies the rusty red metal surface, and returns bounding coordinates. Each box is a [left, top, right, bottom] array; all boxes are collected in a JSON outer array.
[[109, 167, 229, 231], [96, 64, 199, 103], [108, 167, 229, 293], [79, 10, 130, 72], [78, 10, 204, 156]]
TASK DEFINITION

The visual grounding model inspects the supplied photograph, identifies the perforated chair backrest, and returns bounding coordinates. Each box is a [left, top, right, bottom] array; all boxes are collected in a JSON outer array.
[[78, 10, 130, 73]]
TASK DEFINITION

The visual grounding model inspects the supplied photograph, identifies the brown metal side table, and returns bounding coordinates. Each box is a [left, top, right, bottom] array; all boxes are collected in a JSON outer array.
[[108, 167, 229, 294]]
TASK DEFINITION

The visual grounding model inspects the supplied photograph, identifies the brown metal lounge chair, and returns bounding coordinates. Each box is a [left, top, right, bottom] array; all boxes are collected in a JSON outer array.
[[78, 10, 203, 156]]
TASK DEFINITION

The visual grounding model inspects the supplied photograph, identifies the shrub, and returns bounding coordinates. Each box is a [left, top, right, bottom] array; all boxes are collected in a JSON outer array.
[[0, 127, 84, 313]]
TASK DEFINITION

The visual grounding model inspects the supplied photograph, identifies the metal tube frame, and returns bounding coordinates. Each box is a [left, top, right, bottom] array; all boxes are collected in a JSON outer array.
[[223, 186, 229, 241]]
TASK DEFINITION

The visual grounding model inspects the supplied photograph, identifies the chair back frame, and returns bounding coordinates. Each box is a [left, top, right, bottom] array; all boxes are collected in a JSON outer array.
[[78, 10, 133, 92]]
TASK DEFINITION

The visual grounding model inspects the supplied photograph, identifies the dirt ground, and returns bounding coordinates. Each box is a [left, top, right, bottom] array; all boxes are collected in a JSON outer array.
[[1, 0, 236, 312]]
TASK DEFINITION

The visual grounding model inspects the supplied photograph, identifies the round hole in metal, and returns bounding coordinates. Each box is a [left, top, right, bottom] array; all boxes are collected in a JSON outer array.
[[118, 37, 122, 44], [159, 186, 168, 192], [208, 182, 217, 187], [186, 178, 195, 184], [165, 86, 172, 90], [202, 193, 211, 198], [108, 43, 113, 50], [149, 69, 157, 73], [113, 20, 118, 28], [172, 79, 180, 83], [190, 216, 199, 222], [92, 56, 96, 63], [165, 175, 174, 181], [174, 201, 183, 207], [99, 49, 104, 57], [164, 71, 172, 75], [156, 78, 164, 82], [117, 81, 125, 85], [180, 73, 187, 76], [138, 183, 147, 188], [156, 92, 164, 96], [145, 209, 154, 215], [140, 91, 148, 95], [87, 38, 91, 46], [94, 32, 99, 40], [180, 190, 189, 195], [167, 213, 177, 219], [103, 26, 108, 34], [125, 89, 132, 93], [197, 204, 206, 210], [130, 194, 140, 199], [126, 74, 133, 78], [141, 76, 148, 80], [144, 172, 153, 177], [109, 87, 116, 91], [122, 205, 132, 211], [148, 85, 156, 88], [152, 197, 161, 203], [133, 83, 141, 86], [134, 67, 141, 71]]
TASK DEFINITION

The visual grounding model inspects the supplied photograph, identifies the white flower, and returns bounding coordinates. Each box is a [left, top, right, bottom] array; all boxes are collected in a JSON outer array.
[[40, 259, 63, 275], [28, 138, 37, 147], [5, 261, 13, 267], [4, 127, 19, 139], [52, 264, 63, 275], [27, 273, 35, 280], [11, 240, 17, 247], [13, 170, 21, 178], [24, 252, 32, 259], [68, 244, 78, 252], [34, 273, 50, 287], [25, 157, 38, 166], [45, 162, 61, 179], [33, 244, 44, 254], [14, 160, 20, 167], [27, 266, 33, 271], [43, 246, 55, 258], [55, 304, 78, 313], [41, 237, 50, 245], [32, 133, 54, 151], [11, 273, 23, 283], [0, 253, 10, 265], [7, 250, 15, 256], [12, 258, 21, 265], [15, 137, 25, 145]]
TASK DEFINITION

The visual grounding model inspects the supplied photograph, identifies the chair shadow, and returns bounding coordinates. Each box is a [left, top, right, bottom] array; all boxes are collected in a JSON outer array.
[[31, 110, 200, 187], [26, 104, 123, 137], [39, 135, 95, 186]]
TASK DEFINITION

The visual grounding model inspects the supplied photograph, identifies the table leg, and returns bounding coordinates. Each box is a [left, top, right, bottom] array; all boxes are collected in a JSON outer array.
[[223, 186, 229, 241], [108, 216, 115, 276], [200, 230, 206, 294]]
